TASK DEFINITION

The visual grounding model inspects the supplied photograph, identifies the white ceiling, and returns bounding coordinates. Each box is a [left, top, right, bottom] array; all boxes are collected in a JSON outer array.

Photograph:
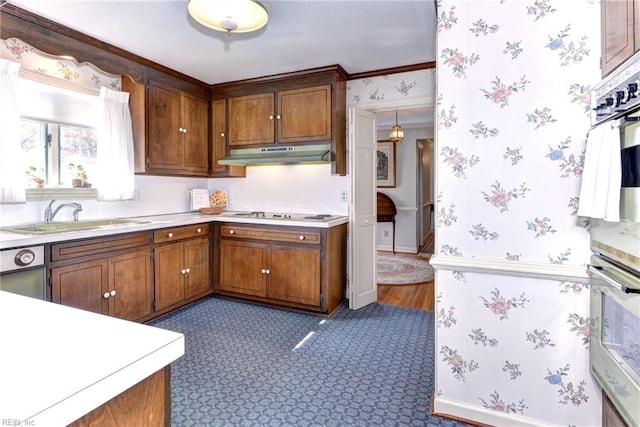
[[7, 0, 436, 128]]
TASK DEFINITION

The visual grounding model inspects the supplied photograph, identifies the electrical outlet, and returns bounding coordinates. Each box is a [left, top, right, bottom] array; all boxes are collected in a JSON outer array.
[[384, 230, 389, 237], [340, 191, 348, 202]]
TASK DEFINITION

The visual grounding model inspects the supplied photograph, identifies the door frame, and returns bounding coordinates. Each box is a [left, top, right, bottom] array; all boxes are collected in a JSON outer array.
[[347, 96, 433, 309]]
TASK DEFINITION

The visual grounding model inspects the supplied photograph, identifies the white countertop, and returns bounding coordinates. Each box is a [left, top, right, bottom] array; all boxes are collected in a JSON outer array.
[[0, 290, 185, 426], [0, 211, 349, 249]]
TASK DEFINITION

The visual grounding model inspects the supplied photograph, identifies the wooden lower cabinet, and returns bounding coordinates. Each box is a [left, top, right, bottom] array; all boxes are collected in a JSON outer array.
[[49, 225, 213, 323], [218, 240, 321, 306], [219, 240, 267, 297], [153, 224, 212, 314], [50, 235, 153, 322], [215, 222, 346, 315], [603, 391, 629, 427], [267, 245, 321, 306], [70, 365, 171, 427]]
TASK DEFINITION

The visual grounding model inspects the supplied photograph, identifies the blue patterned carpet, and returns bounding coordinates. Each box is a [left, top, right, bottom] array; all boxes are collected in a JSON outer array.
[[152, 298, 470, 426]]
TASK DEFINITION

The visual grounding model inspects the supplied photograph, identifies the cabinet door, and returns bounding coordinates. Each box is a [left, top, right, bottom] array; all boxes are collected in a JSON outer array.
[[211, 98, 228, 174], [108, 249, 152, 321], [219, 240, 267, 296], [51, 259, 108, 315], [154, 242, 185, 311], [228, 93, 275, 146], [268, 245, 321, 306], [148, 81, 183, 170], [184, 238, 210, 299], [601, 0, 636, 77], [277, 85, 332, 143], [182, 93, 209, 174]]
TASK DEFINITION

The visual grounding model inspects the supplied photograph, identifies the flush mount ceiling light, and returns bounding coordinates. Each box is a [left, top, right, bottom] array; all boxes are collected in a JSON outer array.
[[188, 0, 269, 36], [389, 111, 405, 142]]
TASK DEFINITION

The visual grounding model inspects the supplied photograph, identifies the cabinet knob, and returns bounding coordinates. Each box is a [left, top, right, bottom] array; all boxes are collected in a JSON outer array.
[[220, 132, 225, 138], [261, 268, 266, 274], [110, 290, 117, 297], [185, 268, 190, 274], [183, 128, 188, 134], [229, 229, 235, 234], [197, 228, 202, 233], [265, 269, 270, 274], [181, 269, 186, 274], [103, 292, 110, 299], [178, 127, 183, 132], [299, 235, 305, 240], [269, 115, 274, 120], [276, 114, 281, 120], [167, 232, 174, 238]]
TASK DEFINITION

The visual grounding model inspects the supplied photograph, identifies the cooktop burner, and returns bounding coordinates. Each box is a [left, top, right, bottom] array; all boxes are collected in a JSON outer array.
[[230, 212, 339, 222]]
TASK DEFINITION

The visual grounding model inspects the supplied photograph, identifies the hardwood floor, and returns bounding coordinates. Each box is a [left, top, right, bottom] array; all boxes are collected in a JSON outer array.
[[377, 281, 434, 311], [377, 233, 434, 311]]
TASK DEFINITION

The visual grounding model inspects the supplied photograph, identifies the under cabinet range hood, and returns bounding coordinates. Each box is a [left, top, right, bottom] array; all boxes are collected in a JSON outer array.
[[218, 144, 331, 166]]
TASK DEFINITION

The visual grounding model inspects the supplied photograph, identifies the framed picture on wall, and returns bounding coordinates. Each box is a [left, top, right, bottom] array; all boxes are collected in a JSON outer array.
[[376, 140, 396, 188]]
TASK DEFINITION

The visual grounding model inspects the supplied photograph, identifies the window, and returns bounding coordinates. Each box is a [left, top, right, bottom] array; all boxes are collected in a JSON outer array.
[[18, 78, 100, 190], [21, 119, 98, 188]]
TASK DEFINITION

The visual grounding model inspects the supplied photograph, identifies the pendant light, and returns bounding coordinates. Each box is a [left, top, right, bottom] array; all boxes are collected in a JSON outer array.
[[188, 0, 269, 36], [389, 111, 404, 142]]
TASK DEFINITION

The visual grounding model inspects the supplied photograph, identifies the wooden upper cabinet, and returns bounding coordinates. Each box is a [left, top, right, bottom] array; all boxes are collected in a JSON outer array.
[[138, 79, 209, 176], [148, 82, 182, 170], [601, 0, 640, 77], [277, 85, 332, 144], [182, 93, 209, 172], [212, 65, 347, 175], [211, 98, 246, 177], [122, 71, 210, 177], [228, 93, 275, 146], [228, 86, 331, 147]]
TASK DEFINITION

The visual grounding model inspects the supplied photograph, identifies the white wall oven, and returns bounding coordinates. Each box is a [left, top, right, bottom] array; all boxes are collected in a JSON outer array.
[[589, 50, 640, 427]]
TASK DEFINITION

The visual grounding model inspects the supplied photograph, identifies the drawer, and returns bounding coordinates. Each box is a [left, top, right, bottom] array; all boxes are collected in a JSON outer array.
[[154, 223, 210, 243], [220, 224, 321, 245], [51, 232, 151, 262]]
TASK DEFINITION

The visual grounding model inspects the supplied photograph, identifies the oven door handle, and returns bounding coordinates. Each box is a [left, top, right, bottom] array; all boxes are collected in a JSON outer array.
[[588, 264, 640, 294]]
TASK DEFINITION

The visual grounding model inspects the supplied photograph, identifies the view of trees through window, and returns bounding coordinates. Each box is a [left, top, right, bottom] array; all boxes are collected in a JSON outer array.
[[21, 119, 97, 188]]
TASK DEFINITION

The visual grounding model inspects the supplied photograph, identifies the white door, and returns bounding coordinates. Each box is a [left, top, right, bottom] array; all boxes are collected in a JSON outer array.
[[348, 107, 377, 310]]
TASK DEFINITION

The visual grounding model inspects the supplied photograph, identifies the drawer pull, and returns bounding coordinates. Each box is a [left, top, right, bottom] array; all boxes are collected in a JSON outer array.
[[110, 290, 117, 297], [229, 229, 235, 234], [197, 228, 202, 233], [103, 292, 110, 299], [299, 235, 305, 240], [167, 232, 174, 238]]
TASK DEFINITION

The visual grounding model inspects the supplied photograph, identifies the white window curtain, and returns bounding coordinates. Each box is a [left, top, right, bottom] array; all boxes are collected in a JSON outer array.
[[0, 59, 27, 203], [95, 86, 135, 201]]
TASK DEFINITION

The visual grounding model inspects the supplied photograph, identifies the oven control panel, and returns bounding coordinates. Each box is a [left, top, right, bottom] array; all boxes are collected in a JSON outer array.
[[593, 50, 640, 125]]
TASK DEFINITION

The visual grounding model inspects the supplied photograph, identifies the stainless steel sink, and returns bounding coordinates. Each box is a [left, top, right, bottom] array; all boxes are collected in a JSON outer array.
[[1, 219, 151, 235]]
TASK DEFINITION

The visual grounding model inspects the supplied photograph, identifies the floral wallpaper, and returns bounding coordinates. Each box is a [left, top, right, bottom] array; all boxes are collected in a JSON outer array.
[[347, 69, 435, 107], [1, 37, 121, 90], [434, 0, 601, 425]]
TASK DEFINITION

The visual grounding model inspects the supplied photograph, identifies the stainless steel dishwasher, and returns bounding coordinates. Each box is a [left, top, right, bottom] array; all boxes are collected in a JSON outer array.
[[0, 246, 45, 299]]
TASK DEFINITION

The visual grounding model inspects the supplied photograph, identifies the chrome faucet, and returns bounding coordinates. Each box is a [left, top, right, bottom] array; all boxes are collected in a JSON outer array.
[[44, 199, 83, 223]]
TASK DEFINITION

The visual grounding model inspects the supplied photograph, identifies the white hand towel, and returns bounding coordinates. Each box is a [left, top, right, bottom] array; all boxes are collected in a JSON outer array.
[[604, 122, 621, 222], [577, 121, 621, 222]]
